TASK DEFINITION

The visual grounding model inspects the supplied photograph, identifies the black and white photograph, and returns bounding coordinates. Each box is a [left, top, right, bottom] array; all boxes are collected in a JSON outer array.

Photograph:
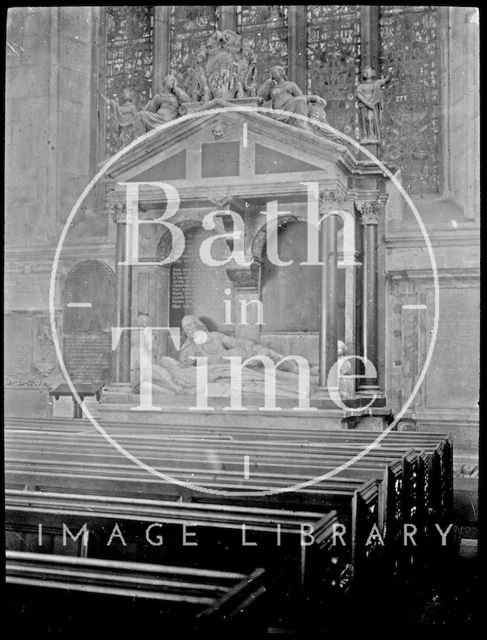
[[4, 5, 480, 635]]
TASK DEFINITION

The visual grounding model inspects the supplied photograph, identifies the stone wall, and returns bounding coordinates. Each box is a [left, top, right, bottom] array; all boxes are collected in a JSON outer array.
[[383, 7, 480, 454], [5, 7, 114, 415]]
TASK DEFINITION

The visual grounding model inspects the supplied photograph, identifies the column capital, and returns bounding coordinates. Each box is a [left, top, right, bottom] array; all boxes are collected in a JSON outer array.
[[355, 200, 384, 225], [319, 189, 348, 215], [108, 203, 127, 224]]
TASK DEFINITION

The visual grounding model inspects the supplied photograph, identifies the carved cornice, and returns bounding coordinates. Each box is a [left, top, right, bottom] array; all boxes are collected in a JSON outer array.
[[355, 200, 384, 225]]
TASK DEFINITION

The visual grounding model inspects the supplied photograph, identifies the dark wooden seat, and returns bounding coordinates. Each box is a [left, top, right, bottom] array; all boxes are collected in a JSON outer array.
[[5, 490, 350, 624], [6, 550, 267, 634]]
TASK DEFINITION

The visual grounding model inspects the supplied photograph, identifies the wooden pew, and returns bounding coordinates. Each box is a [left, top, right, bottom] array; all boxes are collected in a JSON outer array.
[[5, 490, 350, 627], [5, 427, 431, 544], [4, 415, 453, 521], [5, 464, 380, 583], [5, 424, 432, 558], [5, 418, 453, 570], [6, 550, 268, 635], [5, 415, 452, 521]]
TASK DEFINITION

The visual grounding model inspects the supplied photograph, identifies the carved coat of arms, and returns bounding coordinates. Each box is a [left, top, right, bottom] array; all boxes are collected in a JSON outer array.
[[187, 30, 257, 102]]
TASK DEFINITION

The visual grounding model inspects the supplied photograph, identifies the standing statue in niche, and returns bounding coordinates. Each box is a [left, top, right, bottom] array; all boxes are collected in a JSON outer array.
[[98, 88, 138, 148], [134, 74, 190, 135], [356, 66, 393, 143]]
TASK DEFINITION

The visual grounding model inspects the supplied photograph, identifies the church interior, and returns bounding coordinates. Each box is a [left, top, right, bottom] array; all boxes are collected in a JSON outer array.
[[5, 6, 479, 634]]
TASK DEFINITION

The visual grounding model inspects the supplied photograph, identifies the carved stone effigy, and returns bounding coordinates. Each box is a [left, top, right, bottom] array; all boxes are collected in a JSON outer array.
[[133, 315, 320, 399]]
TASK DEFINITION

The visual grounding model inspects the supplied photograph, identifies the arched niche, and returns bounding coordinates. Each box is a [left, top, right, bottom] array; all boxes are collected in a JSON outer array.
[[62, 260, 115, 385], [260, 220, 346, 362]]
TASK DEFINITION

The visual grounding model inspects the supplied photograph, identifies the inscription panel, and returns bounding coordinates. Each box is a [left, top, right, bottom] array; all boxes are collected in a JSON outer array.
[[170, 227, 233, 332], [63, 332, 112, 384]]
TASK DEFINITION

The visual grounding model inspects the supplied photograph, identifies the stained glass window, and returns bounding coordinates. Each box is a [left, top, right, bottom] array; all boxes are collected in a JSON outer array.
[[236, 6, 288, 87], [104, 6, 154, 156], [169, 5, 218, 85], [379, 6, 440, 194], [306, 5, 361, 137]]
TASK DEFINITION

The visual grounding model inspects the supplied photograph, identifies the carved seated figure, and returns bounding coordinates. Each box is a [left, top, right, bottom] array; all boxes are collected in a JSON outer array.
[[257, 66, 327, 132], [134, 74, 190, 135], [133, 315, 352, 401]]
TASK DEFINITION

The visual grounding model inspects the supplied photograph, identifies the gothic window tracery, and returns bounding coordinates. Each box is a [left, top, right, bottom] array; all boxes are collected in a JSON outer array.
[[236, 6, 288, 86], [379, 5, 440, 194], [100, 6, 442, 196], [104, 6, 154, 156], [306, 5, 361, 137], [169, 6, 218, 82]]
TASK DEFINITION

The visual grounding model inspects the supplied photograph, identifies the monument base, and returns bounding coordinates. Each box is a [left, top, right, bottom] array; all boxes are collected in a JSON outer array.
[[99, 384, 392, 430]]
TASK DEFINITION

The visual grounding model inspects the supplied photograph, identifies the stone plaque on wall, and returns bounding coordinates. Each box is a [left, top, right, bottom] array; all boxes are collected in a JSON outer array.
[[169, 227, 233, 331], [5, 274, 49, 311], [63, 332, 111, 384]]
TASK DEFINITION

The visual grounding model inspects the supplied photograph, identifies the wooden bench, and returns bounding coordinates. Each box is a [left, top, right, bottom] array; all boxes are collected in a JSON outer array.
[[5, 418, 453, 572], [5, 426, 442, 542], [5, 415, 453, 517], [5, 489, 350, 626], [5, 464, 381, 583], [6, 550, 267, 634], [5, 415, 452, 523]]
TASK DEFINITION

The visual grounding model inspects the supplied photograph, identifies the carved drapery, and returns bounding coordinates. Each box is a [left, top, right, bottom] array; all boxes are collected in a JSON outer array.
[[236, 5, 288, 87], [306, 5, 361, 137], [379, 6, 440, 194], [104, 6, 154, 157]]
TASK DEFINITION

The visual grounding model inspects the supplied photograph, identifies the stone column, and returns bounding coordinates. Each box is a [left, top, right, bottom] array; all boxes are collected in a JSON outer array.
[[110, 204, 132, 383], [318, 209, 339, 391], [356, 200, 383, 394]]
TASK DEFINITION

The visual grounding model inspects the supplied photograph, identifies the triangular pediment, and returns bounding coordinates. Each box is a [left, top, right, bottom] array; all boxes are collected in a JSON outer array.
[[106, 108, 353, 182]]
